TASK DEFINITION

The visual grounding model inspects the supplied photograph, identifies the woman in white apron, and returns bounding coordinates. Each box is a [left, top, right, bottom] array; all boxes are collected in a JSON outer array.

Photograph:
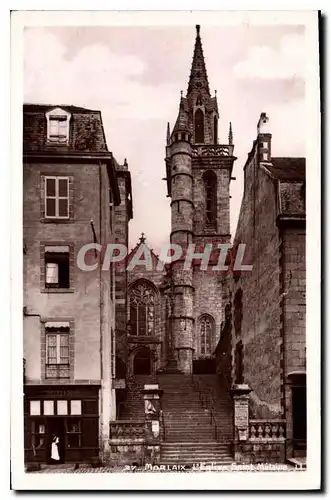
[[51, 434, 60, 462]]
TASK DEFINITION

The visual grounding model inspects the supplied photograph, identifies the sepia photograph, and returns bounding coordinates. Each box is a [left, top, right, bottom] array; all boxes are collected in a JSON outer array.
[[10, 9, 321, 490]]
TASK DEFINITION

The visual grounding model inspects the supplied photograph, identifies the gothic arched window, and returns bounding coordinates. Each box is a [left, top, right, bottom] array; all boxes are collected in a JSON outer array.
[[214, 115, 218, 144], [129, 280, 155, 336], [203, 170, 217, 227], [195, 109, 204, 143], [199, 315, 214, 355]]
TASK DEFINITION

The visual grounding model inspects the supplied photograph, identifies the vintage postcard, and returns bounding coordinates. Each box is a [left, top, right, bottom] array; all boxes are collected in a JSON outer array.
[[11, 9, 321, 490]]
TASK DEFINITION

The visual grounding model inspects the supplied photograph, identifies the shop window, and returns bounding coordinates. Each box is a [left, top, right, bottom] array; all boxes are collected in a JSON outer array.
[[31, 420, 46, 451], [66, 419, 81, 448], [83, 399, 98, 415]]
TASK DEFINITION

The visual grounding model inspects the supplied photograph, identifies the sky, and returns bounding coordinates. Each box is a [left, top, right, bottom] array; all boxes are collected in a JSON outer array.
[[24, 24, 306, 252]]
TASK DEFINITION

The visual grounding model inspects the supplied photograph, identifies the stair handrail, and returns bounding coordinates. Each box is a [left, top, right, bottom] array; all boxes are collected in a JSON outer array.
[[160, 409, 166, 441], [191, 374, 218, 441]]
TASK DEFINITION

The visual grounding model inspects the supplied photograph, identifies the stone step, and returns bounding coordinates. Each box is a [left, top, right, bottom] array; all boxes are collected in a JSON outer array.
[[161, 455, 232, 462]]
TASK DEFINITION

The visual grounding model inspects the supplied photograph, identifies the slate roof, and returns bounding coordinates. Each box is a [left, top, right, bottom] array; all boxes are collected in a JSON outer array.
[[23, 103, 108, 154], [266, 157, 306, 181]]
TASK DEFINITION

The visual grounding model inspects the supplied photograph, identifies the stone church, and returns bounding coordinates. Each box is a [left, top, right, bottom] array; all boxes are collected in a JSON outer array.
[[22, 25, 306, 468], [112, 25, 306, 467], [115, 24, 235, 381]]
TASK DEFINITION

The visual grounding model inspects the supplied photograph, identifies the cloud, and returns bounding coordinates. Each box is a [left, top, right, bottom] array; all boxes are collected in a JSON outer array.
[[23, 27, 306, 249], [233, 34, 305, 80], [24, 28, 179, 121]]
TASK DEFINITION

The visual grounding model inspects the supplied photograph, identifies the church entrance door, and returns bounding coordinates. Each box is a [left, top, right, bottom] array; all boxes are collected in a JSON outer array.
[[133, 349, 152, 375]]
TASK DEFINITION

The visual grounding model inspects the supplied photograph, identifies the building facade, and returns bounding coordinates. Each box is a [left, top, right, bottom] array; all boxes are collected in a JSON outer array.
[[227, 114, 306, 462], [23, 104, 122, 464]]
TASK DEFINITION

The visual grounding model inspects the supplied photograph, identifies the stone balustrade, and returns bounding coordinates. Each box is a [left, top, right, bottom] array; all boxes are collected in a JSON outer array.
[[192, 144, 234, 158], [249, 420, 286, 441]]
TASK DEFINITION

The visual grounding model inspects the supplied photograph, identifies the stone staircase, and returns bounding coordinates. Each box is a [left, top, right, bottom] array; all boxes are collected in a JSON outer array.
[[193, 374, 234, 443], [118, 375, 155, 420], [157, 374, 233, 465]]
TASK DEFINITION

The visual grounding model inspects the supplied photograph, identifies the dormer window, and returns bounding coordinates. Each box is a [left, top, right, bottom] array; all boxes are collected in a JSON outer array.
[[46, 107, 71, 144]]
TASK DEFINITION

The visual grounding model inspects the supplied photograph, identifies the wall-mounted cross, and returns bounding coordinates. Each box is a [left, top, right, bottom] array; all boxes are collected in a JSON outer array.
[[139, 232, 146, 243]]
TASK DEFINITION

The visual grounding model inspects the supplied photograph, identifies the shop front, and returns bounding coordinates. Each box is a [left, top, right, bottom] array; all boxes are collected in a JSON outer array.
[[24, 385, 100, 464]]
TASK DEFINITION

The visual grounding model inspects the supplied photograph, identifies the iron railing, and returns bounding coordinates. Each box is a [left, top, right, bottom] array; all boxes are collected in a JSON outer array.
[[191, 374, 219, 441], [160, 409, 166, 441]]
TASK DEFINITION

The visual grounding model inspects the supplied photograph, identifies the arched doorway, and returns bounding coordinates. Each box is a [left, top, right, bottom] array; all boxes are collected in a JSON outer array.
[[133, 348, 152, 375]]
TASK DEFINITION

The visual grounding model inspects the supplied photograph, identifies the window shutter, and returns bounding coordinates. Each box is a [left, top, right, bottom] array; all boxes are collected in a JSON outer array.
[[46, 263, 59, 284]]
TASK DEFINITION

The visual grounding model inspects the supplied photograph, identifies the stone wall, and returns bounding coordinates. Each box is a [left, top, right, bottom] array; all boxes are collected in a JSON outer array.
[[114, 173, 130, 365], [232, 146, 282, 419], [234, 442, 285, 464]]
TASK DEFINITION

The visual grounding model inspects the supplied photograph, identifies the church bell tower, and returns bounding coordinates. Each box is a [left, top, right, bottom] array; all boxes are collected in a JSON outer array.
[[165, 25, 236, 374]]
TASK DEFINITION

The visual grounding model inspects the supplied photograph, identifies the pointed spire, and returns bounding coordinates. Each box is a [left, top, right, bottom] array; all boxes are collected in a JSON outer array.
[[187, 24, 210, 98], [228, 122, 233, 145], [166, 122, 171, 145], [172, 96, 190, 135]]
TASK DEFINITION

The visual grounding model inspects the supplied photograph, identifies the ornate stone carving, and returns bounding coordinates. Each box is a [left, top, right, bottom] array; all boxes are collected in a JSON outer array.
[[249, 419, 286, 440], [192, 145, 231, 157]]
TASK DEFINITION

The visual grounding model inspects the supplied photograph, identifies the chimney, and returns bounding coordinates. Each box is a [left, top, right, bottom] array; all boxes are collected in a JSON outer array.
[[257, 112, 271, 162]]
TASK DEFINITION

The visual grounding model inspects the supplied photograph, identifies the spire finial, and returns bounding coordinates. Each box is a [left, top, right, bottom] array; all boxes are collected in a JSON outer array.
[[228, 122, 233, 145], [196, 25, 200, 36], [180, 90, 183, 97], [139, 232, 146, 244], [124, 158, 128, 166]]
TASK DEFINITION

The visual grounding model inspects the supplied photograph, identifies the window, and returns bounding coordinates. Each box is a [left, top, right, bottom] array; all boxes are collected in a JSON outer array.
[[45, 246, 70, 289], [45, 325, 70, 379], [203, 170, 217, 227], [67, 419, 81, 448], [70, 400, 82, 415], [199, 315, 214, 355], [45, 177, 69, 218], [49, 116, 68, 142], [30, 401, 41, 416], [43, 400, 54, 415], [57, 400, 68, 415], [194, 109, 204, 143], [46, 107, 71, 143], [129, 280, 156, 336], [214, 116, 218, 144], [31, 420, 46, 450], [262, 152, 269, 161]]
